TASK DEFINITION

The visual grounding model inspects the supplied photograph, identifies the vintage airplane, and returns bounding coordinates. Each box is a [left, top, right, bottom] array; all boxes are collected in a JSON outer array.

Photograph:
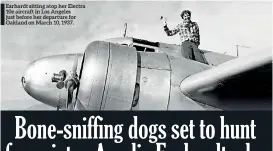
[[21, 36, 272, 111]]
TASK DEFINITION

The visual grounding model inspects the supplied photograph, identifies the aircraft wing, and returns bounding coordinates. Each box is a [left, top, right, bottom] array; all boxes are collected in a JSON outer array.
[[180, 48, 272, 110]]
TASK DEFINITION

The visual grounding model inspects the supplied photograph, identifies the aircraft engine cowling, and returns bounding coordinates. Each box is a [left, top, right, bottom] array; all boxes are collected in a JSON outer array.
[[74, 41, 138, 110], [74, 41, 209, 111]]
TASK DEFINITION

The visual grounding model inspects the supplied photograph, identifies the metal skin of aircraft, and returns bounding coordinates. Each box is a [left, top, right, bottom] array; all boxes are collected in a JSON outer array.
[[21, 37, 272, 111]]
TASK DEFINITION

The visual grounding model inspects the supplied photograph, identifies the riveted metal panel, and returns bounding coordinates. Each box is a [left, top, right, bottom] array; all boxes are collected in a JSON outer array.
[[101, 43, 138, 110], [167, 56, 209, 110], [134, 68, 170, 110], [169, 56, 210, 86], [157, 47, 182, 58], [76, 41, 110, 110], [168, 86, 204, 110], [139, 52, 170, 70]]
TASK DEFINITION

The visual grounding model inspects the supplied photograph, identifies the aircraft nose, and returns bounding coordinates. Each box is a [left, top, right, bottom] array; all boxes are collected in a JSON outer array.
[[22, 61, 36, 95], [21, 59, 64, 107]]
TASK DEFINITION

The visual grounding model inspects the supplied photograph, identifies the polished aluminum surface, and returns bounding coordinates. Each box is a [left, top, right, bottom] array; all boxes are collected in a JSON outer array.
[[180, 48, 272, 96], [75, 41, 110, 110], [178, 48, 272, 110], [22, 54, 83, 108], [101, 42, 137, 110], [133, 52, 170, 110], [168, 56, 210, 110], [138, 52, 170, 70], [137, 68, 170, 110], [75, 41, 137, 110]]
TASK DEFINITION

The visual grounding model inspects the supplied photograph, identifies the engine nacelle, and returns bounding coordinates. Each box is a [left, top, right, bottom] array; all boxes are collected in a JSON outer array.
[[74, 41, 207, 111], [75, 41, 138, 110], [22, 40, 209, 110]]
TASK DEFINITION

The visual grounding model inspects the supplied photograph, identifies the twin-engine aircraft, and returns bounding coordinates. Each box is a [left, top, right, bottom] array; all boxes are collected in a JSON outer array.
[[21, 37, 272, 110]]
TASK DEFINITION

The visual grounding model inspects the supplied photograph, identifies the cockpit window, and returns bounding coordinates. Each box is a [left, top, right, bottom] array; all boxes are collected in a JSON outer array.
[[133, 38, 159, 47], [145, 47, 155, 52], [133, 45, 155, 52]]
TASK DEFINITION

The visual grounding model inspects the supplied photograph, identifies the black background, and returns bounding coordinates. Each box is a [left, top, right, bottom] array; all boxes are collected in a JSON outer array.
[[1, 111, 272, 151]]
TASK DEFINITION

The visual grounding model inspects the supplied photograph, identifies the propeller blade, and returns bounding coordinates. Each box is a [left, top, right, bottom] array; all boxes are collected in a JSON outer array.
[[72, 54, 78, 75], [64, 54, 79, 111]]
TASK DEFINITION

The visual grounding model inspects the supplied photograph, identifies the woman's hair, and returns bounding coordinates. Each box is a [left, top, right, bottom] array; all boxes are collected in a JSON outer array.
[[180, 10, 191, 19]]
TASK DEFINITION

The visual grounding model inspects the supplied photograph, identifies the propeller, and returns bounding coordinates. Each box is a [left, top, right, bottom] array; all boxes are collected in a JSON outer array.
[[71, 54, 78, 77], [65, 54, 79, 110], [51, 54, 79, 111]]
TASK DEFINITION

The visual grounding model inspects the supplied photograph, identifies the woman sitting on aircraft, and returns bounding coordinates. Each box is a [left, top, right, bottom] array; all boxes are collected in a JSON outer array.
[[162, 10, 208, 64]]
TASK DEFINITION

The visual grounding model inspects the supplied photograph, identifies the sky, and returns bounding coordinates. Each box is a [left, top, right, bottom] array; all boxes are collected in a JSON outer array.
[[1, 1, 272, 110]]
